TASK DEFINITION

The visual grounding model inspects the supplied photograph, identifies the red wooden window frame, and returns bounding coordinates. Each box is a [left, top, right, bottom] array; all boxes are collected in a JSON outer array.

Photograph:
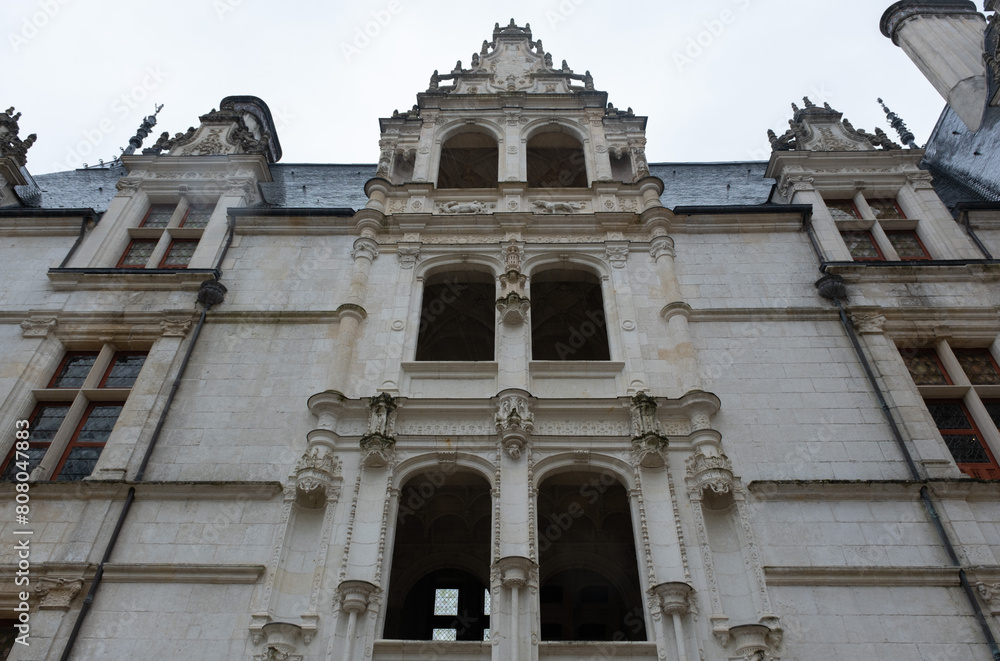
[[117, 238, 158, 268], [825, 199, 862, 220], [180, 203, 214, 228], [901, 349, 953, 386], [98, 352, 147, 388], [867, 198, 907, 220], [953, 349, 1000, 386], [51, 402, 123, 481], [840, 230, 886, 261], [925, 399, 1000, 480], [48, 351, 100, 388], [0, 402, 70, 480], [157, 239, 199, 268], [884, 229, 932, 261]]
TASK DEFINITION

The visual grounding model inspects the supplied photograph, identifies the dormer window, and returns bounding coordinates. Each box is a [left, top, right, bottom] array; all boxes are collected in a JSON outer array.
[[117, 199, 217, 269], [437, 133, 499, 188]]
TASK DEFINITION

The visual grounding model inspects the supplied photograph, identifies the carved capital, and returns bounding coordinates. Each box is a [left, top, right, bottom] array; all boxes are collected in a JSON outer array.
[[339, 580, 378, 614], [114, 178, 142, 197], [686, 452, 735, 498], [906, 171, 935, 190], [159, 315, 193, 338], [20, 317, 57, 338], [225, 177, 257, 202], [351, 238, 380, 262], [396, 244, 421, 269], [252, 622, 305, 661], [605, 244, 629, 268], [495, 556, 536, 589], [35, 577, 83, 610], [496, 292, 530, 326], [652, 581, 693, 615], [851, 312, 887, 334], [977, 581, 1000, 615], [650, 236, 675, 260], [726, 623, 776, 660]]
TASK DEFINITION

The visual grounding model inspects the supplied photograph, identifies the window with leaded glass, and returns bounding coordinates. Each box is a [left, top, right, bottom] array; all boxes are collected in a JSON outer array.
[[140, 204, 175, 228], [181, 204, 214, 228], [50, 352, 99, 388], [840, 230, 884, 261], [159, 240, 198, 268], [868, 199, 906, 220], [926, 401, 999, 478], [100, 353, 147, 388], [901, 350, 952, 385], [118, 239, 158, 268], [886, 230, 930, 260], [54, 404, 123, 481], [954, 350, 1000, 386], [826, 199, 860, 220], [0, 404, 69, 480]]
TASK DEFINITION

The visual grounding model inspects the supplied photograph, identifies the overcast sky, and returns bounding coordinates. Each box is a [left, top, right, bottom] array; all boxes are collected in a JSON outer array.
[[5, 0, 958, 174]]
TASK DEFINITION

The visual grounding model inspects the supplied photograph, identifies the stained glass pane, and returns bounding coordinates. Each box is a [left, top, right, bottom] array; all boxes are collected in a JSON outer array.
[[955, 350, 1000, 386], [886, 231, 928, 259], [927, 403, 972, 430], [0, 404, 68, 481], [103, 354, 146, 388], [1, 447, 46, 481], [183, 204, 214, 228], [432, 629, 457, 641], [434, 588, 459, 616], [902, 351, 949, 385], [483, 589, 491, 616], [868, 199, 906, 220], [161, 240, 197, 268], [51, 353, 98, 387], [826, 200, 859, 220], [841, 231, 880, 260], [55, 446, 105, 481], [483, 629, 491, 642], [142, 204, 175, 228], [120, 240, 157, 267]]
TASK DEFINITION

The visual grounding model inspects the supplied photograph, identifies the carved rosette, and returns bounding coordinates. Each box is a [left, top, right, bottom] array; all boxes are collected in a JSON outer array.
[[360, 393, 397, 468], [35, 577, 83, 610], [496, 391, 534, 460], [294, 447, 341, 508], [629, 392, 669, 469], [252, 622, 305, 661], [685, 452, 735, 497]]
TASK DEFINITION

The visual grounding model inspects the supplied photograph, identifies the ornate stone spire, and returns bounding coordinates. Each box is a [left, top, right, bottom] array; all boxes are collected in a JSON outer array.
[[123, 104, 163, 156], [877, 98, 918, 148]]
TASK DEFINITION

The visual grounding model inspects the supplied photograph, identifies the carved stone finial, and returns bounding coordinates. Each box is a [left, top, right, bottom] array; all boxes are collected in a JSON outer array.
[[802, 96, 816, 108], [496, 391, 534, 459], [0, 107, 37, 167]]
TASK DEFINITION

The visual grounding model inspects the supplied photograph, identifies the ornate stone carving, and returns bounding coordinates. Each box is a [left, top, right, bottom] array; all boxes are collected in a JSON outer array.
[[114, 178, 142, 197], [650, 236, 675, 260], [725, 623, 777, 661], [496, 556, 536, 588], [396, 244, 421, 269], [769, 98, 899, 153], [532, 200, 583, 213], [777, 175, 815, 199], [653, 581, 693, 615], [360, 393, 397, 468], [496, 291, 530, 326], [977, 581, 1000, 614], [906, 171, 936, 190], [294, 446, 342, 508], [351, 238, 379, 262], [0, 108, 37, 166], [159, 316, 192, 338], [340, 580, 378, 613], [629, 392, 669, 469], [686, 452, 735, 496], [851, 312, 887, 334], [20, 317, 56, 338], [438, 200, 491, 214], [605, 244, 629, 268], [496, 391, 534, 459], [252, 622, 305, 661], [35, 577, 83, 610]]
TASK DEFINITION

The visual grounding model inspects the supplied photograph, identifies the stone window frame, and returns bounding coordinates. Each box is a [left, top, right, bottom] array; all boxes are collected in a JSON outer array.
[[116, 197, 218, 269], [900, 339, 1000, 479], [824, 190, 934, 262], [0, 344, 148, 482]]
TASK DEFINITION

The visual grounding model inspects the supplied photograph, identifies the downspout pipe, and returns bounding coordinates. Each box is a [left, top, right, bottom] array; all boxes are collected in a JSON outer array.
[[815, 274, 1000, 660], [58, 278, 227, 661], [58, 212, 100, 269], [955, 205, 995, 260]]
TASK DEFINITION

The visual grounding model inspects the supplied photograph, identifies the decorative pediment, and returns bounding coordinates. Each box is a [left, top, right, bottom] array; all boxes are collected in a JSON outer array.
[[768, 98, 901, 152], [144, 96, 282, 162], [423, 19, 595, 96]]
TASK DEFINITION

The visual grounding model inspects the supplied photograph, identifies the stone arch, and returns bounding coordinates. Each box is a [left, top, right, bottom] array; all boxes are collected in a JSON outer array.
[[435, 123, 502, 189], [414, 267, 497, 361], [524, 262, 611, 361], [522, 120, 590, 188]]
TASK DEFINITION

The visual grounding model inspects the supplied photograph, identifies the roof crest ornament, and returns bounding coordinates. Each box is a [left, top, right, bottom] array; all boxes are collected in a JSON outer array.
[[877, 97, 919, 148], [768, 98, 901, 152]]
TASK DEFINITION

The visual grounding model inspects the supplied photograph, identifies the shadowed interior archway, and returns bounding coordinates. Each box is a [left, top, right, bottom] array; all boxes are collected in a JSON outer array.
[[415, 271, 496, 361], [526, 131, 587, 188], [530, 269, 610, 361], [438, 132, 499, 188]]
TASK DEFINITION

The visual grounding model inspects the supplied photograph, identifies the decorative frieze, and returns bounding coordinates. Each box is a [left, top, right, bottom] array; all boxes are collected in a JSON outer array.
[[531, 200, 584, 213]]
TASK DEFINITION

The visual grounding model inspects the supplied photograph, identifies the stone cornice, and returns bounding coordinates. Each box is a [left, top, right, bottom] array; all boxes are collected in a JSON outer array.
[[764, 565, 960, 586], [0, 480, 284, 501], [749, 479, 1000, 501]]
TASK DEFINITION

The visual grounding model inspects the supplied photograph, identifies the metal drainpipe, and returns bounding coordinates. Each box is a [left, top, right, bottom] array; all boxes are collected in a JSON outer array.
[[58, 278, 227, 661], [815, 274, 1000, 660], [58, 212, 100, 269]]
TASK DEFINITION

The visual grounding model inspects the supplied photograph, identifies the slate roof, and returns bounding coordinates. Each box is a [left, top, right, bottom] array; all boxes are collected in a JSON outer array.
[[26, 160, 776, 214]]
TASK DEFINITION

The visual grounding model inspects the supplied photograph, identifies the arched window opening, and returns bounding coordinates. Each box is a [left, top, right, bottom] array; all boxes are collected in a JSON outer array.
[[415, 271, 495, 361], [537, 471, 646, 642], [438, 133, 499, 188], [530, 270, 610, 361], [609, 152, 633, 183], [527, 132, 587, 188], [384, 471, 493, 641]]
